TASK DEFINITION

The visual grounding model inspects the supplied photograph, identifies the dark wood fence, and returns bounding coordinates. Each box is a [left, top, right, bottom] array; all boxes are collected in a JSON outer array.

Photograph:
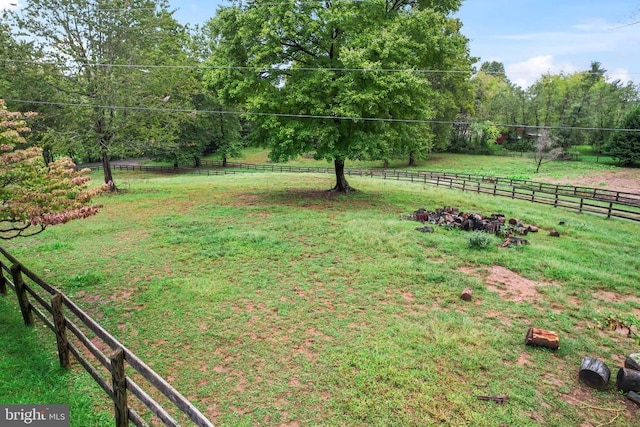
[[87, 161, 640, 222], [0, 246, 214, 427]]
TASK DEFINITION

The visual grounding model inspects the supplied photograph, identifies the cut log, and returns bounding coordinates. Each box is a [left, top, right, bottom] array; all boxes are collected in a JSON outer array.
[[460, 287, 473, 301], [500, 237, 529, 248], [578, 357, 610, 390], [617, 368, 640, 392], [628, 391, 640, 407], [477, 395, 508, 404], [524, 327, 559, 350], [625, 353, 640, 371]]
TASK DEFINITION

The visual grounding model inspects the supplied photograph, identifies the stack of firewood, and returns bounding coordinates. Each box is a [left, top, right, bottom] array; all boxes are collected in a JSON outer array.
[[401, 206, 539, 246]]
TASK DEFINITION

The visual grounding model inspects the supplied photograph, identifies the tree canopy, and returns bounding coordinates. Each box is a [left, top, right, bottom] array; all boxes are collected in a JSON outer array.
[[607, 105, 640, 166], [6, 0, 198, 189], [205, 0, 473, 191]]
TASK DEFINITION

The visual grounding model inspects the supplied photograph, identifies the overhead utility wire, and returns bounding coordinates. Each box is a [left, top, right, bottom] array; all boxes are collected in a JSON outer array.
[[2, 58, 639, 77], [5, 98, 640, 133], [0, 59, 470, 74]]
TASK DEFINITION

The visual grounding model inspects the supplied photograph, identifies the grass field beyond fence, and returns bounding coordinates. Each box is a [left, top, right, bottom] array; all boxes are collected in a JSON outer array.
[[3, 169, 640, 426]]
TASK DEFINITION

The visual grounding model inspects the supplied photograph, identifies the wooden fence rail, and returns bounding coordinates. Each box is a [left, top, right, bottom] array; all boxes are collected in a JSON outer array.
[[193, 161, 640, 208], [88, 161, 640, 222], [0, 246, 214, 427]]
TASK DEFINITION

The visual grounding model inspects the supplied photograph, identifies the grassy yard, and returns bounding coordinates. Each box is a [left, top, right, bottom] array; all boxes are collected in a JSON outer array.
[[219, 147, 622, 182], [2, 168, 640, 426], [0, 297, 112, 426]]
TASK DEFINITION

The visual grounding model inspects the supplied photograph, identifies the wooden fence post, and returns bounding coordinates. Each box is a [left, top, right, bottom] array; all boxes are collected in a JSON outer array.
[[0, 266, 6, 295], [607, 202, 613, 219], [11, 264, 33, 326], [110, 348, 128, 427], [51, 294, 70, 368]]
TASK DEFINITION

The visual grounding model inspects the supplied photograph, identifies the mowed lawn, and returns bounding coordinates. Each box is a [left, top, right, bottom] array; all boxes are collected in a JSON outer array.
[[3, 169, 640, 426]]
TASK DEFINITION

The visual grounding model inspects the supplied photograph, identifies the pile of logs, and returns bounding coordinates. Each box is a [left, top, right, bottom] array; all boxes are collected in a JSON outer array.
[[578, 353, 640, 406], [402, 206, 539, 246], [618, 353, 640, 405]]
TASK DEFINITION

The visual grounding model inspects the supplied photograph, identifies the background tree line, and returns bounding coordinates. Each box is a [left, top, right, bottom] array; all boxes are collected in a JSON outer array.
[[467, 60, 640, 164], [1, 0, 639, 194]]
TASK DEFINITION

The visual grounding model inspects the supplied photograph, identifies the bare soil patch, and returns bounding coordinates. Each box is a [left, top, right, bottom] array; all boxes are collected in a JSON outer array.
[[461, 266, 555, 303], [593, 290, 640, 306], [540, 169, 640, 194]]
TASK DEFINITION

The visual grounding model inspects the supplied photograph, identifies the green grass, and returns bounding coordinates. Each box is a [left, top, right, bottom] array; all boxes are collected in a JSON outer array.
[[2, 170, 640, 426], [204, 146, 622, 182], [0, 298, 112, 426]]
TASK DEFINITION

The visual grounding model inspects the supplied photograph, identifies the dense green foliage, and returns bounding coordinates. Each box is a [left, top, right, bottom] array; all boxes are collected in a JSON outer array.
[[607, 105, 640, 165], [6, 0, 198, 187], [471, 61, 639, 155], [204, 0, 473, 190], [1, 2, 638, 190]]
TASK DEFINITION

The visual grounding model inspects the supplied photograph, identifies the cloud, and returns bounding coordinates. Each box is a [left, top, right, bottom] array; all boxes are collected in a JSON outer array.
[[0, 0, 19, 10], [570, 18, 611, 31], [607, 67, 634, 85], [506, 56, 579, 88]]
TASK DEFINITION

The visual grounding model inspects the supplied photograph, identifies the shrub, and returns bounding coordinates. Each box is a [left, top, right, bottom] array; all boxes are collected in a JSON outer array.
[[468, 231, 493, 249]]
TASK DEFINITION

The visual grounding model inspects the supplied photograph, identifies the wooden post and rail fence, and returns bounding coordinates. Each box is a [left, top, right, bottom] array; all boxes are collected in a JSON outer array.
[[0, 246, 214, 427], [89, 161, 640, 222]]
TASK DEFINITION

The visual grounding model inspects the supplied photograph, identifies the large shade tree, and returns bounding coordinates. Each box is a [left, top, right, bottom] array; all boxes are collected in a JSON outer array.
[[7, 0, 196, 190], [205, 0, 472, 191]]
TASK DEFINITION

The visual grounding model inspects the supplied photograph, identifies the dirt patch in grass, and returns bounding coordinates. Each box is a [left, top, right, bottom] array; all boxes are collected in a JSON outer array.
[[461, 266, 556, 303], [593, 290, 640, 305], [517, 352, 531, 366], [540, 169, 640, 193]]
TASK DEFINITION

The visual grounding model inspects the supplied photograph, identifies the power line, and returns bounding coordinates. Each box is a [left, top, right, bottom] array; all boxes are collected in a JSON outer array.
[[5, 98, 640, 133], [3, 58, 640, 77], [0, 58, 472, 74]]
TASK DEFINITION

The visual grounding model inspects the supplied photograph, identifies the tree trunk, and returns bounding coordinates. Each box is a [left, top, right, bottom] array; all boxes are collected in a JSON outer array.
[[101, 148, 116, 192], [383, 159, 389, 169], [194, 157, 201, 167], [408, 151, 416, 167], [222, 155, 228, 167], [579, 357, 610, 390], [331, 158, 353, 192], [535, 157, 542, 173]]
